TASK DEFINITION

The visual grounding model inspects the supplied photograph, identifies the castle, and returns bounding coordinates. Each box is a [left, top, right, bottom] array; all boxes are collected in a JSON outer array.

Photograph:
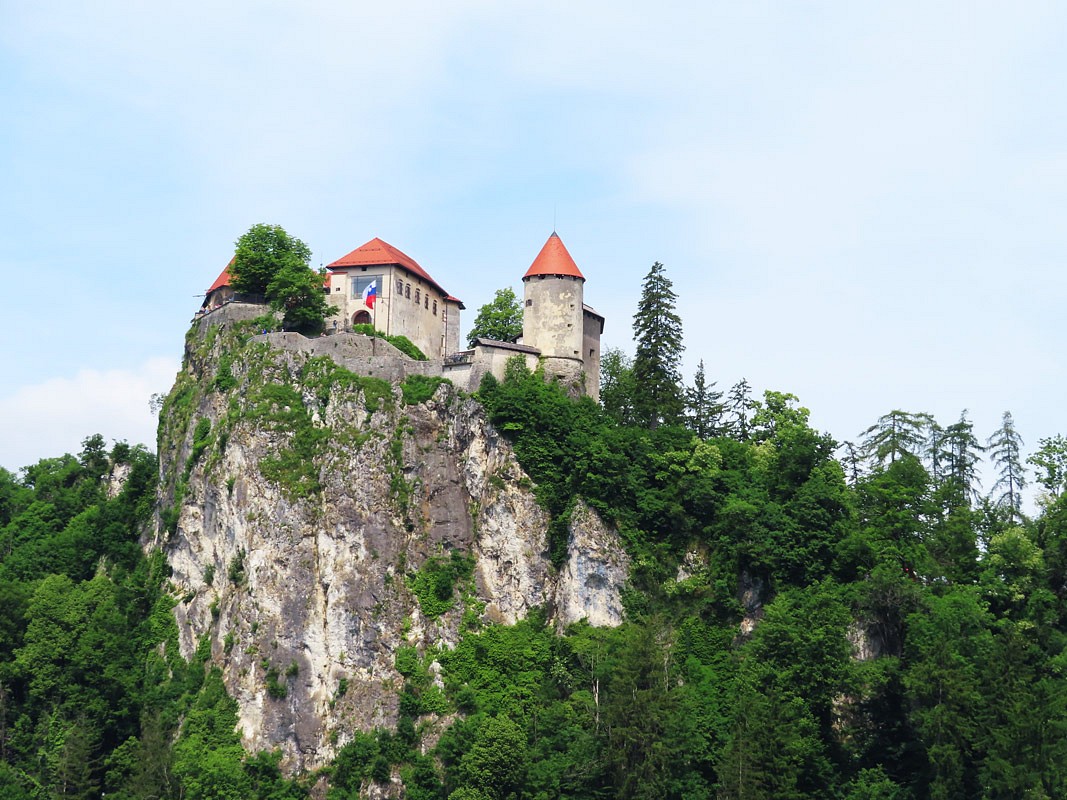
[[200, 232, 605, 399]]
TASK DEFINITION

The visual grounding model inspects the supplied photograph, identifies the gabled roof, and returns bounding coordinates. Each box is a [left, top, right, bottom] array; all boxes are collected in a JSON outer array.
[[523, 232, 584, 280], [206, 258, 234, 293], [327, 237, 456, 300]]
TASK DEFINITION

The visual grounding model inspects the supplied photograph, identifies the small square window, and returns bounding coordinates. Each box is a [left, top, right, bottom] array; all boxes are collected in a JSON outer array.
[[526, 299, 533, 307]]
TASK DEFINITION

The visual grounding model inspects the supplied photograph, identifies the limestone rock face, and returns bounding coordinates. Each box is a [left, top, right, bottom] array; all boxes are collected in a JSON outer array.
[[554, 500, 630, 629], [152, 323, 629, 771]]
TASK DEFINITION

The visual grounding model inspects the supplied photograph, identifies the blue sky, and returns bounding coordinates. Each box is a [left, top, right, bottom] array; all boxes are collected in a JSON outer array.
[[2, 2, 1066, 503]]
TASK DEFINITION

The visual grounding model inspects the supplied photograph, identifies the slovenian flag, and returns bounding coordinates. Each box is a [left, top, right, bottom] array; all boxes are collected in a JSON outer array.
[[362, 279, 377, 310]]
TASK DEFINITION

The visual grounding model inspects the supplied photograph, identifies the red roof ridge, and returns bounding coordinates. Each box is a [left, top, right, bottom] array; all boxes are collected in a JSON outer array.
[[523, 232, 584, 280]]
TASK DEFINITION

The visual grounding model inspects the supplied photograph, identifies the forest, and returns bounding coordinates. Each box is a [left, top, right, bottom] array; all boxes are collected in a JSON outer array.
[[1, 260, 1066, 799]]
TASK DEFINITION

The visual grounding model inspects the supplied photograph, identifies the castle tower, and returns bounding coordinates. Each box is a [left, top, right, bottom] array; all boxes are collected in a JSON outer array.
[[522, 232, 590, 394]]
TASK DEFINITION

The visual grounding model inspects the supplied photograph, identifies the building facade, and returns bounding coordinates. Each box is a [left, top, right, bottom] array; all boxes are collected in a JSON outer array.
[[324, 238, 464, 360]]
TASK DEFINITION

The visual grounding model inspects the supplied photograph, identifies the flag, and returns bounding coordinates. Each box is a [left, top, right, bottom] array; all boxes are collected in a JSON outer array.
[[362, 280, 377, 310]]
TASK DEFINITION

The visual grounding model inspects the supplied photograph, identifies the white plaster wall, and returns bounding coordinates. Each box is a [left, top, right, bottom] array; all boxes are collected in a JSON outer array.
[[522, 276, 584, 361]]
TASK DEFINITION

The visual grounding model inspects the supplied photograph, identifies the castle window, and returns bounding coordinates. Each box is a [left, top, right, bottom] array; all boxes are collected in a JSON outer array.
[[352, 276, 378, 301], [415, 288, 421, 304], [406, 284, 411, 299], [396, 279, 403, 295], [526, 299, 532, 306], [433, 300, 437, 315], [425, 296, 429, 309]]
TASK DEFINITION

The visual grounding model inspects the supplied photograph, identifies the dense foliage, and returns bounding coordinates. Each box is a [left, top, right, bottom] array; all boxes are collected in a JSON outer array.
[[231, 223, 334, 335], [0, 437, 305, 799]]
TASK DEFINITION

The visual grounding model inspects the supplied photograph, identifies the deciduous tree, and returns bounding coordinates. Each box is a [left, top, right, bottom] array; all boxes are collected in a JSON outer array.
[[231, 223, 332, 335], [467, 288, 523, 346]]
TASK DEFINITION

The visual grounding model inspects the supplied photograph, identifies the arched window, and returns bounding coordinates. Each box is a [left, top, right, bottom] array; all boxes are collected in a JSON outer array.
[[352, 310, 371, 326]]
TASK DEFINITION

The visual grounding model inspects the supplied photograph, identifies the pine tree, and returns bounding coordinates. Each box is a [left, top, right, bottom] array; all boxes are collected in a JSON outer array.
[[861, 409, 934, 468], [940, 411, 984, 508], [684, 360, 723, 439], [988, 411, 1027, 524], [631, 262, 685, 429], [724, 379, 758, 442]]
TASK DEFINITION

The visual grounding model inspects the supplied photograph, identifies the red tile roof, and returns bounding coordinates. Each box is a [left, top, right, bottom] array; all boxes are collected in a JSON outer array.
[[327, 237, 456, 300], [206, 258, 234, 293], [523, 232, 584, 280]]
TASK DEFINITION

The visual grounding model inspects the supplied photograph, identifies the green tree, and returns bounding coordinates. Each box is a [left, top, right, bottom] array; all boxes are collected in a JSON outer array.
[[935, 411, 984, 508], [599, 347, 637, 425], [467, 288, 523, 346], [631, 261, 685, 429], [861, 410, 933, 468], [231, 223, 332, 334], [456, 715, 528, 800], [231, 223, 312, 295], [987, 411, 1027, 524], [684, 359, 723, 438], [724, 378, 759, 441], [1028, 434, 1067, 501], [268, 260, 333, 335]]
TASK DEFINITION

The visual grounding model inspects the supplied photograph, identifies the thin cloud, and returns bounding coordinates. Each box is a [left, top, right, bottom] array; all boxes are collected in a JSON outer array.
[[0, 358, 178, 472]]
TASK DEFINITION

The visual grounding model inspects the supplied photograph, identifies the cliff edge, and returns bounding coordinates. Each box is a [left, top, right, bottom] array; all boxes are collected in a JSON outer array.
[[150, 312, 629, 770]]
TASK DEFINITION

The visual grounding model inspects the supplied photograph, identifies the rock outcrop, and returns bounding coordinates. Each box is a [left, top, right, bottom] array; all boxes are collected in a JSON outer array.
[[152, 316, 629, 770]]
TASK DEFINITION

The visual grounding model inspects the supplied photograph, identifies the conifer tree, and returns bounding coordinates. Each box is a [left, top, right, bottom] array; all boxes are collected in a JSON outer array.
[[935, 411, 985, 508], [631, 262, 685, 428], [724, 378, 758, 441], [861, 409, 934, 468], [684, 360, 723, 439], [988, 411, 1027, 523]]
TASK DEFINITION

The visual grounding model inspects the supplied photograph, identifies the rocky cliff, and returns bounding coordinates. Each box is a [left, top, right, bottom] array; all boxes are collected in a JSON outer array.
[[151, 311, 629, 770]]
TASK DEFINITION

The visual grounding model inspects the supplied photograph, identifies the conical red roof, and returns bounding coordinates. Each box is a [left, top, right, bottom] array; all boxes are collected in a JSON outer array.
[[523, 232, 584, 280], [327, 237, 452, 298]]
